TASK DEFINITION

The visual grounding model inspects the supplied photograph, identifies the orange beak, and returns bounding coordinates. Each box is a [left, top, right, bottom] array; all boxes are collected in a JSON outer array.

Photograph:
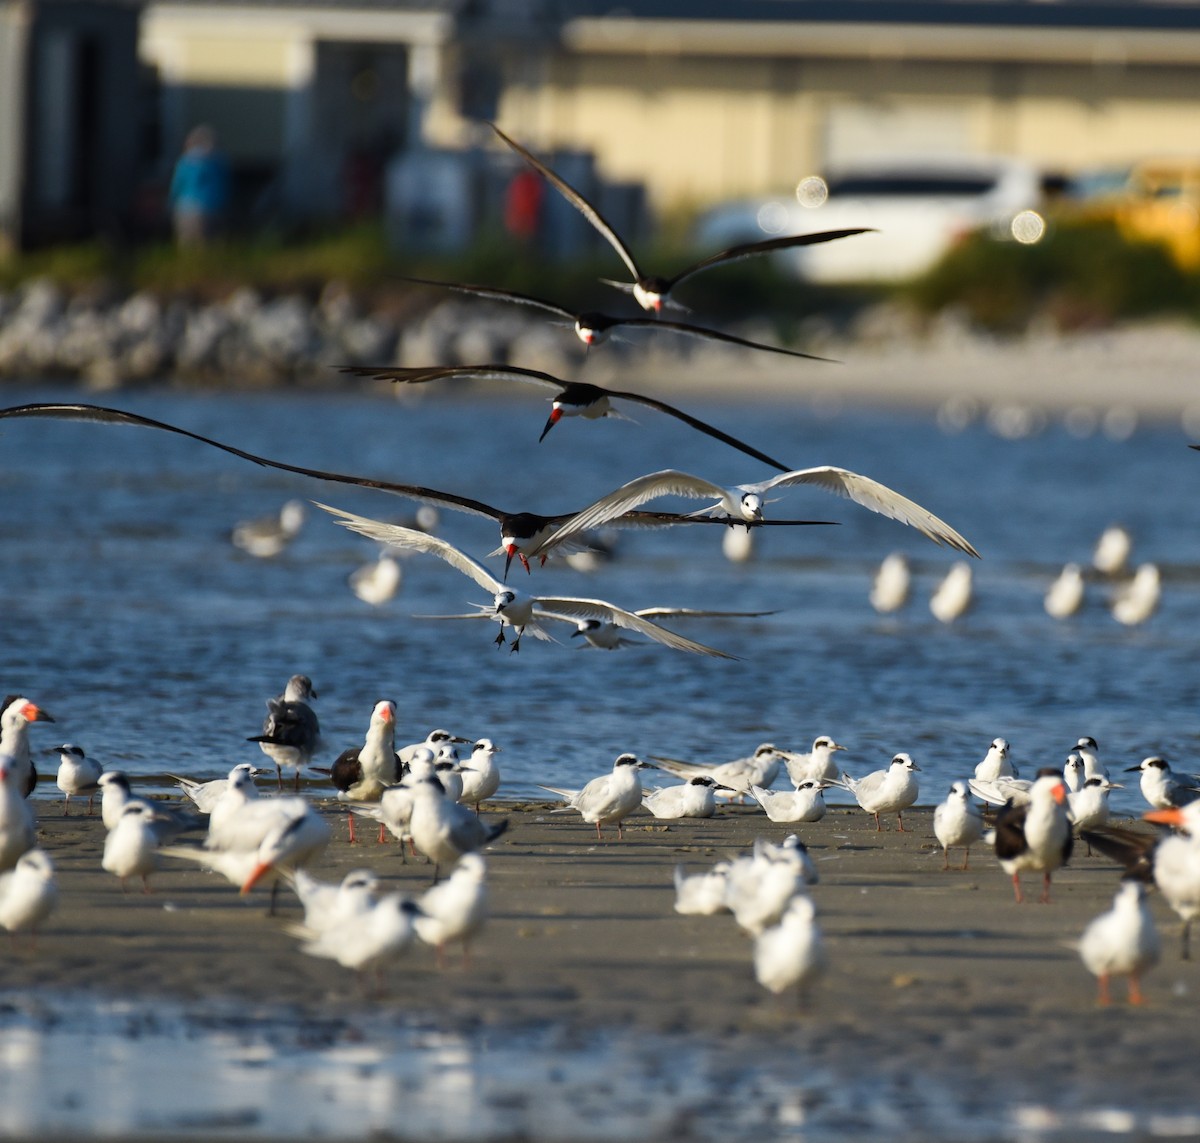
[[1145, 807, 1184, 827], [240, 862, 273, 894], [538, 406, 563, 443], [1050, 782, 1067, 805]]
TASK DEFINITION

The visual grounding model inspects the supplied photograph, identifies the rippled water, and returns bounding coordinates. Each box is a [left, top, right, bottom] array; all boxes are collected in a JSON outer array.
[[1, 380, 1198, 815]]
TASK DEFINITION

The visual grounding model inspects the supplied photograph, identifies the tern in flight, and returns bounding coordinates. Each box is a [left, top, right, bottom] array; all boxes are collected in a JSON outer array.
[[0, 403, 832, 578], [315, 504, 737, 658], [490, 122, 871, 314], [538, 466, 979, 557], [340, 362, 794, 472]]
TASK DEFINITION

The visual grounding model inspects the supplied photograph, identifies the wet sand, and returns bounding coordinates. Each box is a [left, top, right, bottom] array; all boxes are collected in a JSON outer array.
[[10, 791, 1200, 1128]]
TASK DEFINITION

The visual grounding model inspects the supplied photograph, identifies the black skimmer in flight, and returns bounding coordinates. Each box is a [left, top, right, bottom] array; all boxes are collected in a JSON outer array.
[[0, 403, 833, 579], [340, 362, 795, 472], [316, 504, 738, 658], [489, 122, 871, 314], [399, 274, 835, 361]]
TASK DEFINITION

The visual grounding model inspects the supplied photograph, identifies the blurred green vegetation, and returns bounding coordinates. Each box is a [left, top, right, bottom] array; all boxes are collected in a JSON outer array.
[[905, 219, 1200, 331], [1, 217, 1197, 336]]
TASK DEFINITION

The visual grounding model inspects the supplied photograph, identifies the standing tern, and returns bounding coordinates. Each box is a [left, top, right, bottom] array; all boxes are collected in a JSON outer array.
[[458, 739, 503, 813], [0, 404, 831, 579], [673, 862, 732, 916], [1044, 562, 1086, 619], [545, 466, 978, 556], [248, 674, 321, 791], [342, 362, 795, 472], [974, 737, 1015, 783], [96, 771, 203, 839], [400, 274, 836, 361], [318, 504, 738, 657], [285, 868, 379, 934], [641, 776, 720, 820], [869, 552, 911, 614], [651, 744, 787, 800], [102, 803, 164, 893], [0, 849, 58, 946], [406, 777, 508, 877], [724, 836, 817, 936], [399, 729, 471, 767], [933, 781, 984, 870], [171, 763, 263, 815], [489, 122, 869, 315], [0, 696, 54, 799], [1078, 880, 1160, 1006], [414, 852, 489, 968], [782, 736, 846, 786], [1125, 756, 1200, 810], [539, 753, 648, 840], [839, 753, 921, 832], [52, 744, 103, 815], [749, 781, 828, 824], [993, 770, 1072, 904], [929, 561, 974, 622]]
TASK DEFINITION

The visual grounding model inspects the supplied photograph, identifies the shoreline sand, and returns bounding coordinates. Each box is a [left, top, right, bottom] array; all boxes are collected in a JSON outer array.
[[7, 795, 1200, 1127]]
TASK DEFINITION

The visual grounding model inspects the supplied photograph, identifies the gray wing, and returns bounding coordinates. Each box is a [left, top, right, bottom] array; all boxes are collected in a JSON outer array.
[[316, 503, 502, 594], [744, 466, 979, 556], [534, 597, 736, 659]]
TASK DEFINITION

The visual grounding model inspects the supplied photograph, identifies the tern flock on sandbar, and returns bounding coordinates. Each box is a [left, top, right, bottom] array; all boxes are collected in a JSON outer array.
[[1, 125, 1196, 1007]]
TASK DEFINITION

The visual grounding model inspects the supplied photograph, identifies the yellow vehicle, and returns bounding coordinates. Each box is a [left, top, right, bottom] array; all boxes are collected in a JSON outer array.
[[1067, 160, 1200, 269]]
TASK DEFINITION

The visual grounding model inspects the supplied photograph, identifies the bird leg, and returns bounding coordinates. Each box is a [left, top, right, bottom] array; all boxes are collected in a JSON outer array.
[[1038, 872, 1053, 904], [293, 770, 301, 793], [494, 628, 507, 648], [1128, 974, 1148, 1005], [873, 813, 882, 832], [1096, 974, 1112, 1007], [510, 631, 522, 653], [347, 813, 358, 844], [1011, 873, 1025, 904], [594, 821, 604, 841], [941, 848, 950, 871], [1183, 920, 1192, 961], [275, 764, 284, 792], [63, 796, 71, 817], [960, 848, 971, 872], [378, 823, 387, 844], [896, 813, 907, 832]]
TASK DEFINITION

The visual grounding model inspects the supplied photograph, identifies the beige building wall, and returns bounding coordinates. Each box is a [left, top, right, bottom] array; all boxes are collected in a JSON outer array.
[[498, 48, 1200, 215]]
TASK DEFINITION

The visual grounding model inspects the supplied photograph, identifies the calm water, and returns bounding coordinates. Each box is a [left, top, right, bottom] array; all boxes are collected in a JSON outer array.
[[1, 380, 1198, 815]]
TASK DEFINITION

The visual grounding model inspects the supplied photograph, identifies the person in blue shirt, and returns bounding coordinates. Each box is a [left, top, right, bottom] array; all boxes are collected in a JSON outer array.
[[169, 125, 231, 246]]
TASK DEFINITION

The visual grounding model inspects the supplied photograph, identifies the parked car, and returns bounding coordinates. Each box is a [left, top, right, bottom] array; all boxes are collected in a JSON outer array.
[[1055, 159, 1200, 270], [692, 155, 1046, 283]]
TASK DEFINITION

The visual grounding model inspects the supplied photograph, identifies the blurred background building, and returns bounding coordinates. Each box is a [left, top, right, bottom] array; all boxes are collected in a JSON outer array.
[[2, 0, 1199, 253]]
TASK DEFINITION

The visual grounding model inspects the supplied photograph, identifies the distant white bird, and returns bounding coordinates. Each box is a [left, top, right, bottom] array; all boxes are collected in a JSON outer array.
[[1074, 736, 1108, 781], [561, 607, 775, 652], [754, 894, 826, 1002], [993, 770, 1072, 904], [287, 868, 379, 935], [973, 737, 1015, 783], [318, 505, 735, 658], [651, 743, 786, 801], [1069, 777, 1119, 846], [545, 466, 978, 556], [722, 526, 755, 563], [248, 674, 321, 791], [53, 744, 102, 815], [540, 753, 647, 840], [407, 777, 508, 874], [642, 776, 719, 820], [172, 763, 262, 816], [97, 771, 201, 840], [349, 549, 404, 606], [399, 729, 470, 768], [933, 780, 984, 870], [1044, 563, 1086, 619], [969, 774, 1032, 807], [1078, 880, 1160, 1006], [414, 852, 489, 968], [0, 849, 57, 944], [1092, 523, 1132, 576], [0, 755, 35, 873], [292, 892, 423, 989], [839, 754, 921, 832], [231, 499, 306, 558], [1111, 562, 1160, 626], [102, 802, 163, 893], [673, 862, 732, 916], [749, 781, 827, 824], [458, 739, 503, 812], [724, 836, 817, 936], [1125, 756, 1200, 810], [782, 736, 846, 786], [929, 561, 973, 623], [869, 552, 911, 614]]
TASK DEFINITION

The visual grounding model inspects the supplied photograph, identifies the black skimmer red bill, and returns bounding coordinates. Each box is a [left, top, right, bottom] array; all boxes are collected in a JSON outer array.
[[0, 403, 834, 580], [489, 122, 871, 314], [340, 362, 795, 473], [993, 769, 1072, 903], [0, 696, 54, 799], [328, 699, 402, 844], [248, 674, 321, 791], [316, 504, 739, 659], [399, 275, 836, 361], [542, 466, 979, 557]]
